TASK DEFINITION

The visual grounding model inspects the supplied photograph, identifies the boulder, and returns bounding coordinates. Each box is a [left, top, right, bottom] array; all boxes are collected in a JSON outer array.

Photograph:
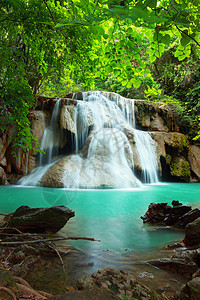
[[180, 277, 200, 300], [141, 201, 191, 226], [184, 217, 200, 246], [148, 258, 198, 280], [5, 205, 75, 233], [188, 145, 200, 180], [141, 202, 171, 224], [175, 208, 200, 228]]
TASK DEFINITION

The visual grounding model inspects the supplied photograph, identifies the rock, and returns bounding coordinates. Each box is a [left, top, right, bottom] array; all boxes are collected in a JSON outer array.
[[184, 217, 200, 246], [170, 156, 191, 182], [188, 145, 200, 181], [27, 110, 47, 172], [150, 114, 169, 132], [148, 258, 198, 279], [0, 166, 9, 185], [150, 132, 191, 182], [6, 205, 75, 233], [49, 289, 118, 299], [180, 277, 200, 300], [175, 208, 200, 228], [76, 268, 157, 300], [141, 201, 191, 226], [172, 200, 182, 207], [60, 105, 76, 133], [141, 202, 171, 224], [164, 204, 192, 225]]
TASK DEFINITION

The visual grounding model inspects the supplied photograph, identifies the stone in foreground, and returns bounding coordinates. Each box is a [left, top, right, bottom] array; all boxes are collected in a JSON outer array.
[[5, 205, 75, 233]]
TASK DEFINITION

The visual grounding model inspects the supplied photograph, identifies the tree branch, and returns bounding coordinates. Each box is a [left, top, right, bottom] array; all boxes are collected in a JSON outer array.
[[0, 236, 101, 245], [42, 0, 57, 25]]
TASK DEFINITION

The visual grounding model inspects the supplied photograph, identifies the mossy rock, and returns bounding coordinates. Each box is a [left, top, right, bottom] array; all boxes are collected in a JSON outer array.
[[170, 157, 191, 182], [180, 277, 200, 300]]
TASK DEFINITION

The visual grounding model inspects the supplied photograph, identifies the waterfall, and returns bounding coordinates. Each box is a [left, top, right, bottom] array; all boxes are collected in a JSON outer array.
[[134, 130, 159, 183], [19, 99, 62, 186], [39, 99, 62, 165], [19, 91, 159, 188]]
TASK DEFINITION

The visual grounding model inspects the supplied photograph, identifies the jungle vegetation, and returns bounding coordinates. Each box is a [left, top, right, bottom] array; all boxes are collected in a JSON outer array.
[[0, 0, 199, 151]]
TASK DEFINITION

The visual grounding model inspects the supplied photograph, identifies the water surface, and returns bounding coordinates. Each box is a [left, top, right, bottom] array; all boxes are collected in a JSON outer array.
[[1, 183, 199, 252]]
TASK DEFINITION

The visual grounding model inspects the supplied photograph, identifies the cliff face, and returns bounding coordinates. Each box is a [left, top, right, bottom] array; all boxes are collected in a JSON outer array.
[[0, 92, 199, 185]]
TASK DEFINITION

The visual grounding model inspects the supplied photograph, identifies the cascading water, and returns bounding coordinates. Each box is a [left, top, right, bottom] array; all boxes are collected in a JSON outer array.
[[19, 99, 62, 186], [39, 99, 62, 165], [19, 91, 159, 188]]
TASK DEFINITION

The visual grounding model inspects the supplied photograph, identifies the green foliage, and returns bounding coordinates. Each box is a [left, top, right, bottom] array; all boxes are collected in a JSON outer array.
[[0, 0, 200, 150], [151, 45, 200, 140], [0, 80, 41, 152]]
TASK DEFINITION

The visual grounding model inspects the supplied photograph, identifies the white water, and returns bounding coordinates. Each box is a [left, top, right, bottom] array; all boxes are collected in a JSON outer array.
[[72, 91, 158, 185], [39, 99, 62, 165], [19, 99, 62, 186], [134, 130, 159, 183], [20, 91, 159, 187]]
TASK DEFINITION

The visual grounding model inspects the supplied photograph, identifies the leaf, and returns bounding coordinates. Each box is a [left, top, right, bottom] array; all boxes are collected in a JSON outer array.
[[161, 34, 170, 45], [127, 81, 132, 88], [180, 36, 191, 47], [114, 69, 120, 77]]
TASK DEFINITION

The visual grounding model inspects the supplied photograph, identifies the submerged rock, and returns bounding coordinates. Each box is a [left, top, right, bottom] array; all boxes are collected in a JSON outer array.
[[76, 268, 157, 300], [5, 205, 75, 233]]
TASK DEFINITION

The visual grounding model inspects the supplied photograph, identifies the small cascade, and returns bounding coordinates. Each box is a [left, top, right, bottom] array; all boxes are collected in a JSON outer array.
[[18, 163, 55, 186], [19, 99, 62, 186], [134, 130, 159, 183], [19, 91, 159, 188], [39, 99, 62, 165]]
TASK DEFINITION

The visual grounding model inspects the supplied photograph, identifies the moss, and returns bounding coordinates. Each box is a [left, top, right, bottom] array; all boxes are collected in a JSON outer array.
[[170, 157, 191, 182], [181, 135, 189, 149]]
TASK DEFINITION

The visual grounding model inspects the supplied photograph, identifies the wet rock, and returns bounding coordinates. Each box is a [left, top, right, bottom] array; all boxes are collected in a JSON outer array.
[[184, 217, 200, 246], [175, 208, 200, 228], [76, 268, 157, 300], [164, 204, 192, 226], [141, 202, 171, 224], [148, 258, 198, 279], [6, 205, 75, 233], [180, 277, 200, 300], [141, 201, 191, 226]]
